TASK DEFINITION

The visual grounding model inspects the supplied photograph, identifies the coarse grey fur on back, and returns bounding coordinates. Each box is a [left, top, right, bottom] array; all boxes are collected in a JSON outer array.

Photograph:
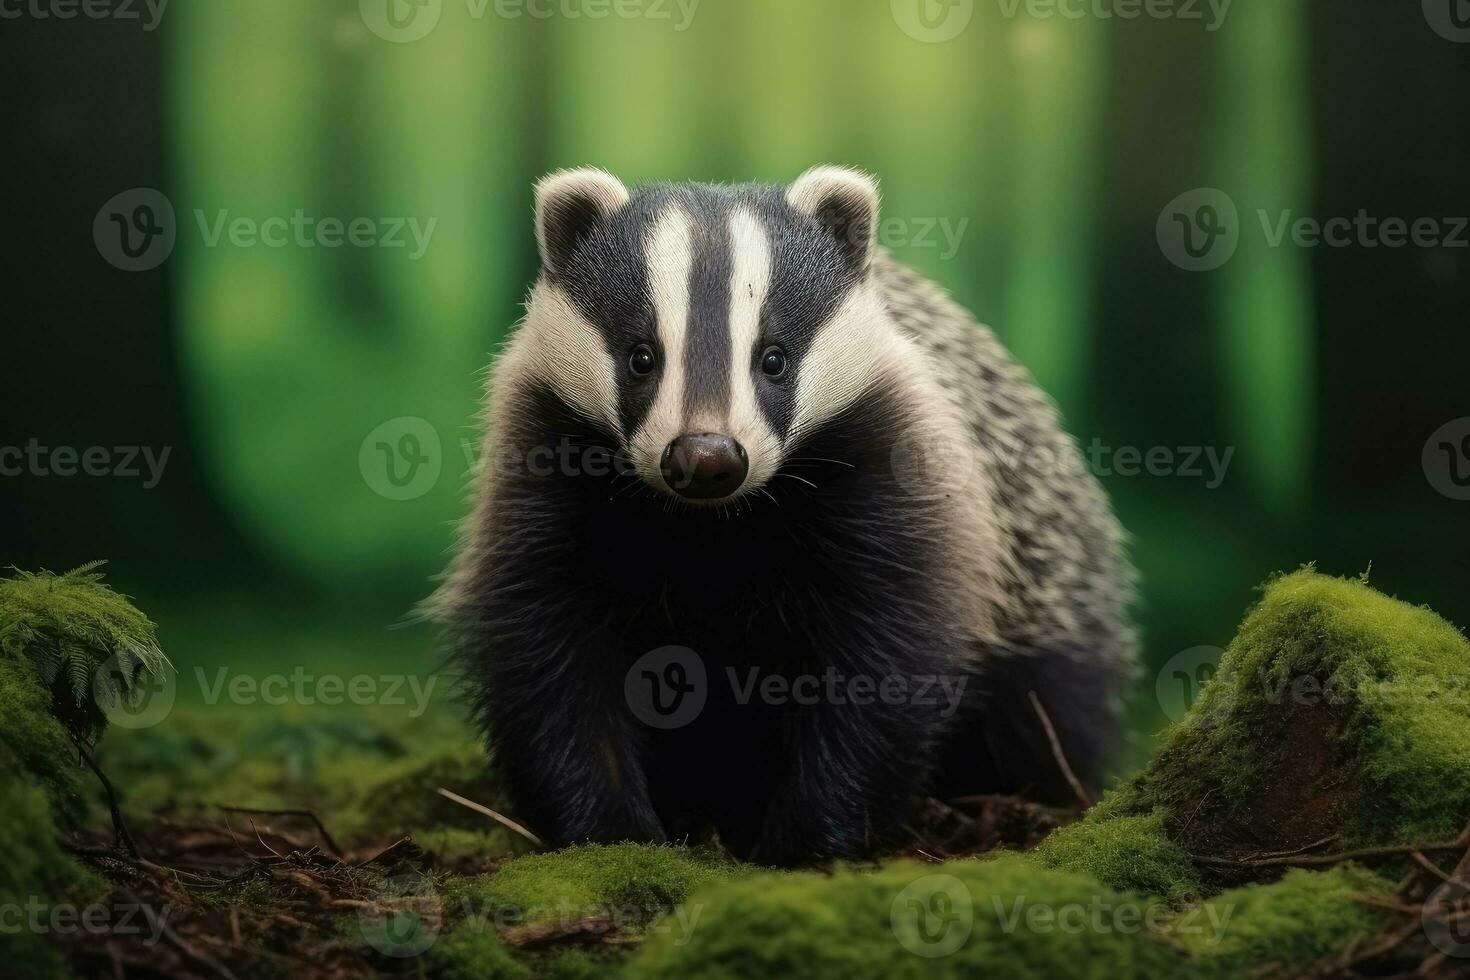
[[874, 250, 1136, 675]]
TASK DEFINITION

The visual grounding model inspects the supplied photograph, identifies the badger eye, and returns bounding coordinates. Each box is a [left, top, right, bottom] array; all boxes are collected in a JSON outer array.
[[760, 346, 788, 379], [629, 344, 657, 377]]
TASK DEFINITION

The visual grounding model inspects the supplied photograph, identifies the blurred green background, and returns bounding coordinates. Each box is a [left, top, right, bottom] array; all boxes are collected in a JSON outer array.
[[3, 0, 1468, 756]]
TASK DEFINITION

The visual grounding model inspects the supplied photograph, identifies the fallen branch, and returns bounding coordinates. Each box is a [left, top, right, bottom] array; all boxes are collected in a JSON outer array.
[[214, 806, 343, 858], [437, 787, 545, 848], [1027, 690, 1093, 809], [1192, 838, 1468, 871], [501, 912, 620, 950]]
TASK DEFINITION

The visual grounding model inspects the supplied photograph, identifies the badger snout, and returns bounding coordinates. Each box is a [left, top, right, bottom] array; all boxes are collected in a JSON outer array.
[[661, 433, 748, 499]]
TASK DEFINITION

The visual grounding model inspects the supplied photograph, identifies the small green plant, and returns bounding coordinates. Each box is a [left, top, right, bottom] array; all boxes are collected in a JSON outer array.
[[0, 561, 171, 747]]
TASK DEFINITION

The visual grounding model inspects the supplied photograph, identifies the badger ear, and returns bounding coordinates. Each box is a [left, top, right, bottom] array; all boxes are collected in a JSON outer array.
[[787, 165, 880, 274], [534, 168, 630, 275]]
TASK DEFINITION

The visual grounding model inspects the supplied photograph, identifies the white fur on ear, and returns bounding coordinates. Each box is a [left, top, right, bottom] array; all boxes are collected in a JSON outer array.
[[787, 165, 881, 272], [534, 167, 630, 274]]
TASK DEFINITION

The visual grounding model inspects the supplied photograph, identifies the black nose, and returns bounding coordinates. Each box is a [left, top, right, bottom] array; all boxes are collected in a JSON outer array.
[[662, 434, 748, 499]]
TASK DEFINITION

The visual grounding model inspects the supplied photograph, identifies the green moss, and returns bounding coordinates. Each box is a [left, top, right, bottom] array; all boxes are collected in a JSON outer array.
[[630, 855, 1185, 979], [341, 744, 520, 844], [428, 925, 531, 979], [1033, 807, 1199, 903], [0, 563, 169, 747], [0, 658, 88, 829], [0, 764, 103, 979], [429, 924, 614, 980], [1103, 571, 1470, 856], [449, 844, 742, 928], [1172, 866, 1391, 974]]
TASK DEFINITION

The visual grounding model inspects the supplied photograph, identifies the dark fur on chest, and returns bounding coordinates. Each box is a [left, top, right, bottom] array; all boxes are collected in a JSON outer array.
[[447, 381, 983, 862]]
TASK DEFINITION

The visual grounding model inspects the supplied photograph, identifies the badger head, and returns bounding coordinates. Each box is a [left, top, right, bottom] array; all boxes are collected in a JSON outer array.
[[509, 165, 919, 504]]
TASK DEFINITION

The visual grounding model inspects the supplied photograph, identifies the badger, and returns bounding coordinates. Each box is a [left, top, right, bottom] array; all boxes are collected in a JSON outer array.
[[434, 166, 1135, 865]]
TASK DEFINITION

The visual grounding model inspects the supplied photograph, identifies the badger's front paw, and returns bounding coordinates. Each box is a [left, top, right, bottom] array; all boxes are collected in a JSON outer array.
[[552, 801, 667, 849]]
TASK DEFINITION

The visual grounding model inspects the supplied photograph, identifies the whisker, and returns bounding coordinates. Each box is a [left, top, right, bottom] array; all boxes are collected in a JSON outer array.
[[783, 456, 856, 469], [777, 473, 820, 490]]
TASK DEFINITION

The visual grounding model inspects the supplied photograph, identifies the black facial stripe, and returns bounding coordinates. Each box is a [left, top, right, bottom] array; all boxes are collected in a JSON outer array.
[[546, 187, 681, 438], [537, 182, 859, 447], [683, 196, 734, 422], [749, 190, 858, 440]]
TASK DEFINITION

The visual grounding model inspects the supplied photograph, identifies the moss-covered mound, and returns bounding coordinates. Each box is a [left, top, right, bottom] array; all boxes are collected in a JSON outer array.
[[446, 844, 741, 929], [0, 651, 105, 976], [1174, 866, 1391, 975], [630, 855, 1188, 979], [1039, 569, 1470, 896]]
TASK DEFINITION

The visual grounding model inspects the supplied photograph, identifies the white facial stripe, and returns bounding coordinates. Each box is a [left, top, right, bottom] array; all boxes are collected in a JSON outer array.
[[630, 205, 695, 479], [522, 282, 620, 434], [723, 208, 784, 489], [789, 283, 908, 445]]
